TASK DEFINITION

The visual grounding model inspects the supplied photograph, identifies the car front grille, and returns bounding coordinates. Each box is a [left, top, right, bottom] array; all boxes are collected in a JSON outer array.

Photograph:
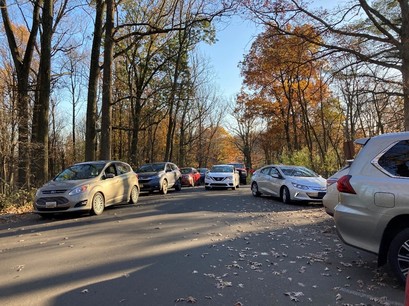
[[210, 176, 226, 181], [36, 197, 69, 206], [307, 192, 326, 199], [41, 189, 68, 194]]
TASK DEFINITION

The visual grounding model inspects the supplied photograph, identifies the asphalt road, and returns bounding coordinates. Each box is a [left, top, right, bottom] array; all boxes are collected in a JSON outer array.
[[0, 186, 405, 306]]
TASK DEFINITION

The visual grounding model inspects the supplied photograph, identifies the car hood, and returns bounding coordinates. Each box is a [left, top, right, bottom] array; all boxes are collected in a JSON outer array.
[[40, 179, 91, 191], [137, 171, 162, 178], [288, 176, 326, 187], [208, 172, 234, 177]]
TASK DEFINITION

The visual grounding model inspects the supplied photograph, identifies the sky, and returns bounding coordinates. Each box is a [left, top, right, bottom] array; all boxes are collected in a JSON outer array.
[[198, 16, 262, 100], [198, 1, 338, 101]]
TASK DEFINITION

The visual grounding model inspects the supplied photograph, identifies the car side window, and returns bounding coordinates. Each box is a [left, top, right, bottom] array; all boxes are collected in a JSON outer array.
[[378, 140, 409, 177], [105, 164, 117, 176], [166, 164, 172, 172], [269, 167, 279, 177], [116, 163, 130, 175], [260, 167, 271, 175]]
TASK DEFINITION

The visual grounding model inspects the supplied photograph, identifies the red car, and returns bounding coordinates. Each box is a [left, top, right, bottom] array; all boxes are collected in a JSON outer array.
[[180, 167, 201, 187]]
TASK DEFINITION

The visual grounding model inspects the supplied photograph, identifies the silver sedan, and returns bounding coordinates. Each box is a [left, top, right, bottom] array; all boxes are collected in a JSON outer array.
[[251, 165, 326, 203]]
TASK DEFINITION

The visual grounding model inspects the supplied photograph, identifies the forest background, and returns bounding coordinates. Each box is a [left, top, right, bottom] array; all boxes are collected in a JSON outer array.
[[0, 0, 407, 212]]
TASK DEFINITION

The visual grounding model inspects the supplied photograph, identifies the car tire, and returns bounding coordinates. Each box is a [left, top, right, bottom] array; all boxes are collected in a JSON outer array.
[[388, 228, 409, 284], [251, 182, 261, 197], [160, 180, 168, 194], [281, 186, 291, 204], [129, 186, 139, 204], [91, 192, 105, 215], [175, 179, 182, 191]]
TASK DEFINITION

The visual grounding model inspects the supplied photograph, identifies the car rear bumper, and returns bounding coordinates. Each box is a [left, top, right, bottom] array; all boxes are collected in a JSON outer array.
[[334, 203, 381, 254]]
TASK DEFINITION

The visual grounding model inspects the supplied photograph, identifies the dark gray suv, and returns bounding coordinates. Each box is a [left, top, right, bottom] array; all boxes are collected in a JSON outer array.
[[135, 162, 182, 194]]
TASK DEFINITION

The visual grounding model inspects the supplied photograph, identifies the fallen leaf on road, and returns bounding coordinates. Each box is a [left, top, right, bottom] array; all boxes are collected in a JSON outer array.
[[175, 296, 197, 303]]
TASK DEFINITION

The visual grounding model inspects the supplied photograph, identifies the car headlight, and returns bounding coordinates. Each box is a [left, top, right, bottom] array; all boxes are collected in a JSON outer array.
[[205, 175, 211, 179], [69, 185, 89, 196], [291, 182, 309, 190], [35, 188, 43, 197], [226, 175, 233, 180]]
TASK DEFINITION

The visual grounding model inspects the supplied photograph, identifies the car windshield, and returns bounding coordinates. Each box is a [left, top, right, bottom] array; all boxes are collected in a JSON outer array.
[[211, 165, 234, 173], [54, 163, 105, 181], [137, 163, 165, 172], [229, 163, 244, 168], [280, 166, 317, 177], [180, 168, 192, 174]]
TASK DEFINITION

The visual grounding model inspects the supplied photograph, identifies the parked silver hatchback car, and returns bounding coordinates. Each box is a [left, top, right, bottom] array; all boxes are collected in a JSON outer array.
[[34, 160, 139, 217], [334, 132, 409, 283]]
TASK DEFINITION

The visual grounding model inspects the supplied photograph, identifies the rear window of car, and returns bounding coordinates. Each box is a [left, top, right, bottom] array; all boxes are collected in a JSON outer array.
[[377, 140, 409, 177]]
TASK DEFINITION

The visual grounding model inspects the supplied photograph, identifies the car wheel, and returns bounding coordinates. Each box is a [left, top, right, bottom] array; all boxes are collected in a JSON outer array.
[[281, 186, 291, 204], [251, 182, 261, 197], [388, 228, 409, 284], [160, 180, 168, 194], [129, 186, 139, 204], [91, 192, 105, 215], [175, 179, 182, 191]]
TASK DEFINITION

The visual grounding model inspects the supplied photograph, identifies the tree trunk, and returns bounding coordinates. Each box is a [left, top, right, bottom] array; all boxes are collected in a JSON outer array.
[[32, 0, 53, 186], [85, 0, 104, 161], [0, 0, 41, 188], [100, 0, 114, 160], [401, 0, 409, 130]]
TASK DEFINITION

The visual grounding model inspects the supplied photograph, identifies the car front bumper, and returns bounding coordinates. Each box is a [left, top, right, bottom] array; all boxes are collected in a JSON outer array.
[[205, 178, 235, 188], [34, 193, 91, 214], [290, 188, 326, 202]]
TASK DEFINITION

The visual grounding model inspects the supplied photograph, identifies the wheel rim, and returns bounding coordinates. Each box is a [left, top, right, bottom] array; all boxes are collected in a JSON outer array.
[[93, 193, 104, 214], [397, 240, 409, 278], [131, 186, 139, 203]]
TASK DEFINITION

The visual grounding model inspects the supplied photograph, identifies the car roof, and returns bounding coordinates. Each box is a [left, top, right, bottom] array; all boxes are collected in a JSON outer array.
[[74, 160, 117, 165], [355, 132, 409, 145]]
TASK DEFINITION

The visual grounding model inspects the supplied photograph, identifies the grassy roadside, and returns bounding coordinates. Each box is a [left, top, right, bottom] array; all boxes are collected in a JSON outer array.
[[0, 189, 35, 216]]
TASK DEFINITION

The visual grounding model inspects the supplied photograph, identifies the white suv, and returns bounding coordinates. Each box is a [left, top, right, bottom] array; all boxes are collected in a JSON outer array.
[[335, 132, 409, 283]]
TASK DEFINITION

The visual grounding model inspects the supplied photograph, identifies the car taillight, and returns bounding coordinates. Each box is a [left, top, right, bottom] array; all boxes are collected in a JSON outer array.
[[337, 175, 356, 194]]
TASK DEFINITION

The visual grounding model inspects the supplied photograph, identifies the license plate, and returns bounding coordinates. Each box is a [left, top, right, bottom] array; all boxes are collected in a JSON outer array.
[[46, 201, 57, 208]]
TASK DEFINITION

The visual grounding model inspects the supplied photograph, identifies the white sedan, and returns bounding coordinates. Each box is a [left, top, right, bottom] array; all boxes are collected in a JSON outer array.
[[205, 164, 240, 190]]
